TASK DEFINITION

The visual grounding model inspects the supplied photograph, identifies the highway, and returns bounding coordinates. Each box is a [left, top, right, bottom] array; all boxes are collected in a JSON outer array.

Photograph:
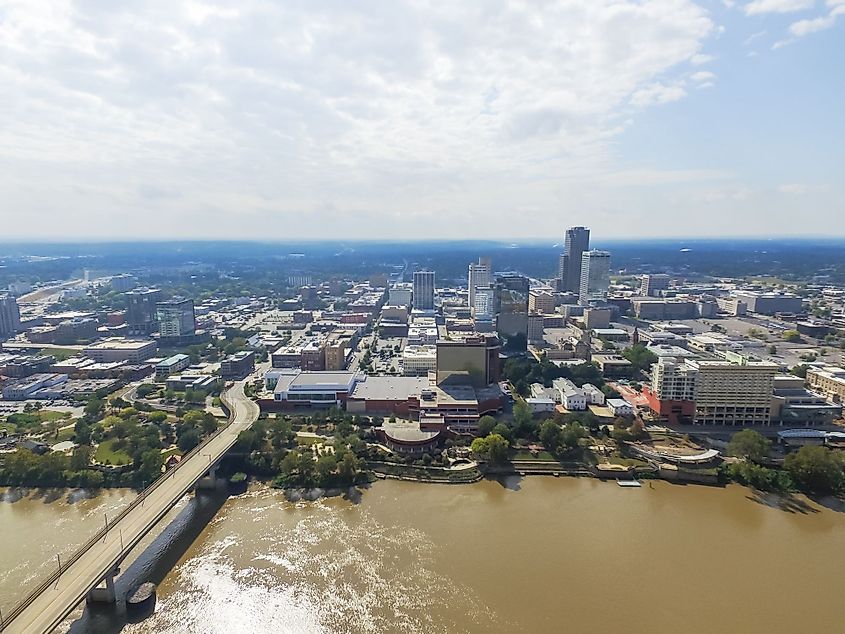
[[0, 381, 260, 634]]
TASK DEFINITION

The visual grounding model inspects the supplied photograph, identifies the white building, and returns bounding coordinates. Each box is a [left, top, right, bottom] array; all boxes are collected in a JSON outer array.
[[607, 398, 635, 417], [581, 383, 606, 405], [467, 258, 492, 312], [388, 283, 413, 308], [401, 345, 437, 376], [552, 378, 587, 411], [579, 250, 611, 305]]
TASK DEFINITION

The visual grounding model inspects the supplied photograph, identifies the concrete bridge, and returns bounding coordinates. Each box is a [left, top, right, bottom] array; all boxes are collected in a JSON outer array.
[[0, 381, 260, 634]]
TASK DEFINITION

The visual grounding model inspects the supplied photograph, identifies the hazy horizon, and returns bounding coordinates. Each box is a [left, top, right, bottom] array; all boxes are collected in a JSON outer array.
[[2, 1, 843, 240]]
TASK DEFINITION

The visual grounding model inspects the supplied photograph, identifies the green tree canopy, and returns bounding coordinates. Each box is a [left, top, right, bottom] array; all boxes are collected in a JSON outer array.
[[784, 446, 844, 494], [727, 429, 771, 462]]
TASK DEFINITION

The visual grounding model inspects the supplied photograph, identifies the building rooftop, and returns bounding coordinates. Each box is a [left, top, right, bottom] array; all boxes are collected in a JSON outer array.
[[349, 375, 429, 401]]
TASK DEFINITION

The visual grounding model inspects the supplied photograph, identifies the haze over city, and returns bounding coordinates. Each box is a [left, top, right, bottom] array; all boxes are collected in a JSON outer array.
[[2, 0, 844, 240]]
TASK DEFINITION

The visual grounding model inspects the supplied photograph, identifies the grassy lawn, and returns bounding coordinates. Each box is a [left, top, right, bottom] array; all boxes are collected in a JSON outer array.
[[0, 421, 16, 434], [511, 449, 558, 462], [45, 427, 76, 446], [94, 438, 132, 466]]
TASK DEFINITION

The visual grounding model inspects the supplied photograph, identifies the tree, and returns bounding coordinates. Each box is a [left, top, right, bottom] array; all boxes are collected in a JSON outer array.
[[784, 446, 844, 494], [783, 330, 802, 343], [539, 420, 561, 452], [177, 429, 201, 453], [74, 420, 92, 445], [791, 364, 810, 379], [512, 400, 535, 438], [148, 411, 168, 424], [622, 344, 658, 375], [316, 454, 337, 482], [491, 422, 512, 442], [471, 434, 509, 463], [70, 445, 94, 471], [137, 449, 164, 486], [486, 434, 510, 463], [477, 415, 497, 437], [561, 422, 588, 449], [727, 429, 771, 462]]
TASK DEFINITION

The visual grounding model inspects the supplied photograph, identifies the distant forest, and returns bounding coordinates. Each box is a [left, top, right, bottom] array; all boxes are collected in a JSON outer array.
[[2, 239, 845, 287]]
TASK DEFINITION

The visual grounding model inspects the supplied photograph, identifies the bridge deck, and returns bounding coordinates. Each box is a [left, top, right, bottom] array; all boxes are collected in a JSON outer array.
[[0, 381, 259, 634]]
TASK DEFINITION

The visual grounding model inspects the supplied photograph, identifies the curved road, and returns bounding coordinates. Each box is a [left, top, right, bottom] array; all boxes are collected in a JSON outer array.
[[1, 381, 260, 634]]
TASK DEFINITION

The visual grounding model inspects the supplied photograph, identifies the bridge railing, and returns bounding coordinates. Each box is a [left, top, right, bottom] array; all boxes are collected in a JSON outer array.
[[0, 387, 243, 631]]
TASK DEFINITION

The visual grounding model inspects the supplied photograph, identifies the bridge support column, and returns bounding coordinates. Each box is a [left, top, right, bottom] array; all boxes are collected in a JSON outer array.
[[87, 566, 118, 604], [197, 464, 220, 490]]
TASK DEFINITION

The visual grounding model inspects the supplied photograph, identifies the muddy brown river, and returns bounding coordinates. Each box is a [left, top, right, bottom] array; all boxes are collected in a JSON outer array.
[[2, 478, 844, 633]]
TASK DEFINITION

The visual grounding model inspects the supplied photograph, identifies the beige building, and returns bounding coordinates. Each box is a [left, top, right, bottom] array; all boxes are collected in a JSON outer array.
[[401, 345, 437, 376], [806, 366, 845, 403], [528, 289, 556, 314], [688, 356, 778, 426]]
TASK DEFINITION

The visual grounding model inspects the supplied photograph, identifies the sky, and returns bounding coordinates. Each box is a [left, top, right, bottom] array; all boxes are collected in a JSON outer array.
[[1, 0, 843, 242]]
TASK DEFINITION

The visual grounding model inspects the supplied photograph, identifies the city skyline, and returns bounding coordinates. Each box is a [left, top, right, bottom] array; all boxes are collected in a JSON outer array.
[[1, 1, 843, 241]]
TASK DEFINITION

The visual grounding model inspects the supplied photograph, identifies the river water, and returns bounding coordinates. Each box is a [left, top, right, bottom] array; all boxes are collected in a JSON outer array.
[[3, 478, 845, 633]]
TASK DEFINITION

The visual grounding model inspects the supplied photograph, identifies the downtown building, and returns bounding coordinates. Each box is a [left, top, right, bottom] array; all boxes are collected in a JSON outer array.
[[156, 297, 196, 345], [412, 270, 435, 311], [125, 288, 162, 335], [579, 250, 611, 305], [0, 294, 22, 340], [645, 354, 778, 426], [467, 257, 492, 314], [558, 226, 590, 293]]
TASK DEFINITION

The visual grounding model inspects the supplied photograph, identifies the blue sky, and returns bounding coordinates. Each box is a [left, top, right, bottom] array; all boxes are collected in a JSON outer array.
[[0, 0, 842, 241]]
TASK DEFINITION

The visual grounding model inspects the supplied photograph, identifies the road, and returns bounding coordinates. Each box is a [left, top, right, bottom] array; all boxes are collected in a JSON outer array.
[[0, 381, 260, 634]]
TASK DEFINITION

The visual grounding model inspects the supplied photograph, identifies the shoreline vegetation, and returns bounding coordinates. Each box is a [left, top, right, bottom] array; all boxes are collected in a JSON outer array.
[[3, 390, 844, 503]]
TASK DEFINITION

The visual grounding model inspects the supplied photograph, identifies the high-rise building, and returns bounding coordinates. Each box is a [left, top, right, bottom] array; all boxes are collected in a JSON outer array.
[[639, 274, 671, 297], [156, 298, 196, 342], [474, 287, 496, 317], [435, 334, 501, 387], [413, 270, 435, 310], [579, 250, 611, 304], [467, 257, 492, 313], [0, 294, 21, 340], [125, 288, 162, 335], [559, 226, 590, 293], [496, 273, 529, 350], [688, 356, 778, 426]]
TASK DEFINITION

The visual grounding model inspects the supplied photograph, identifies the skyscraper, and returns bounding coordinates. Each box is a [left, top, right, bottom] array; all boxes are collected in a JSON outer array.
[[413, 270, 435, 310], [0, 294, 21, 340], [156, 297, 196, 343], [495, 273, 529, 350], [559, 226, 590, 293], [467, 256, 492, 313], [579, 250, 611, 304], [125, 288, 162, 335]]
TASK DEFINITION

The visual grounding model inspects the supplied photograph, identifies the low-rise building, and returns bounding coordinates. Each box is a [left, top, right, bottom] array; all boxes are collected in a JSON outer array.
[[401, 345, 437, 376], [806, 365, 845, 403], [607, 398, 634, 417], [220, 350, 255, 378], [155, 353, 192, 379], [83, 338, 157, 363]]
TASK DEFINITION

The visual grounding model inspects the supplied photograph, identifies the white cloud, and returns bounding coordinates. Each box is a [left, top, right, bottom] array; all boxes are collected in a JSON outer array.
[[789, 13, 837, 36], [743, 30, 767, 45], [690, 70, 717, 82], [690, 53, 716, 65], [630, 82, 688, 107], [0, 0, 721, 239], [744, 0, 815, 15], [778, 183, 809, 194]]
